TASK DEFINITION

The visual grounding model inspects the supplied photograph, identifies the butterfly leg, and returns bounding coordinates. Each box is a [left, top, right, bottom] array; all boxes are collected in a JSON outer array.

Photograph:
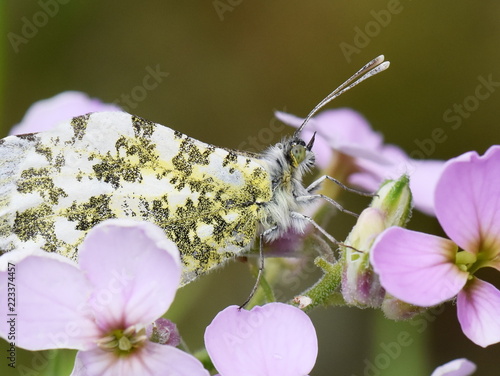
[[305, 175, 374, 197], [291, 211, 360, 255], [296, 194, 358, 218], [240, 226, 278, 309], [290, 211, 339, 245]]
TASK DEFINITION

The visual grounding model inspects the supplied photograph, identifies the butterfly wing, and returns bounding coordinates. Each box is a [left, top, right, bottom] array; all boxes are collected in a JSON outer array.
[[0, 112, 272, 283]]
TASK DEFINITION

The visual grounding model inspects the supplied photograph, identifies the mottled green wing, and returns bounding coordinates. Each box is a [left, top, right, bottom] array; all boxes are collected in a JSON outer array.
[[0, 112, 272, 284]]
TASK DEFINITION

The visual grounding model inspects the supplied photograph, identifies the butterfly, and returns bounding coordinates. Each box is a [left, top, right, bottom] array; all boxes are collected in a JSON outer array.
[[0, 56, 389, 286]]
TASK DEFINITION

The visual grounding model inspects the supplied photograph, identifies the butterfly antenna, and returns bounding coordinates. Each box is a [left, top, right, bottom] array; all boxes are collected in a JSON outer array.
[[294, 55, 390, 137]]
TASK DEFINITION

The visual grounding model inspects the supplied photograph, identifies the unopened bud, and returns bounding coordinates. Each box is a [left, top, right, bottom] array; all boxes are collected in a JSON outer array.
[[146, 318, 181, 347], [381, 294, 426, 320], [341, 176, 413, 308], [371, 175, 412, 228]]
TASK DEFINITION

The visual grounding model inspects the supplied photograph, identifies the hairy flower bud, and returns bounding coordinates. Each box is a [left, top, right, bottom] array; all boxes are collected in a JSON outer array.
[[341, 175, 412, 308]]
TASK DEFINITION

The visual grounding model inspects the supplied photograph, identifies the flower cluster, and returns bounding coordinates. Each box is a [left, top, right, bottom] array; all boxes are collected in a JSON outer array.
[[0, 218, 320, 375], [371, 145, 500, 347], [1, 92, 495, 375], [279, 107, 500, 348], [276, 109, 444, 216], [0, 220, 209, 376]]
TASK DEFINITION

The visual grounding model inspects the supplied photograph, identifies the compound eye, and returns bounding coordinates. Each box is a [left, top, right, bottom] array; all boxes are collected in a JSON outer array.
[[290, 144, 306, 167]]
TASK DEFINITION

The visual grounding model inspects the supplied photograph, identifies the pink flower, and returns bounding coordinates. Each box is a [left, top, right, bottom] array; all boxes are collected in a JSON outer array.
[[0, 219, 208, 376], [204, 303, 317, 376], [371, 145, 500, 347], [431, 358, 476, 376], [10, 91, 121, 135], [276, 109, 444, 215]]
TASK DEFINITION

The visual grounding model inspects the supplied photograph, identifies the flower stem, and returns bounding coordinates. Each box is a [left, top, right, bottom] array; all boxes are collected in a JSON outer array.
[[295, 256, 345, 312]]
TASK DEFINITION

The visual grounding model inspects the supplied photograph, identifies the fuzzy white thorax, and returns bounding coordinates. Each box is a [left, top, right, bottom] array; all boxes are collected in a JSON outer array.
[[257, 136, 316, 241]]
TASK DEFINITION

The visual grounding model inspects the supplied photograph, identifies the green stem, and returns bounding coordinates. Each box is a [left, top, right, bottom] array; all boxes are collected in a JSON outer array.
[[42, 350, 76, 376], [294, 257, 345, 312]]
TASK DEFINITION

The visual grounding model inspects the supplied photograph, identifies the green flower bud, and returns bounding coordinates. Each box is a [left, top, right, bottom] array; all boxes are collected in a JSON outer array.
[[371, 175, 413, 228], [341, 175, 412, 308]]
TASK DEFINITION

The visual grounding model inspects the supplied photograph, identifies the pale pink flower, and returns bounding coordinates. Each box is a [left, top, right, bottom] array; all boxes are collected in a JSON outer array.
[[0, 219, 208, 376], [10, 91, 121, 135], [431, 358, 476, 376], [204, 303, 317, 376], [276, 109, 444, 215], [371, 145, 500, 347]]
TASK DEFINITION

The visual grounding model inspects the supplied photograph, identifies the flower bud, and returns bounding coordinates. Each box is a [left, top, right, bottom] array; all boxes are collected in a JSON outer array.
[[371, 175, 413, 228], [341, 175, 412, 308], [146, 318, 181, 347], [381, 294, 426, 321]]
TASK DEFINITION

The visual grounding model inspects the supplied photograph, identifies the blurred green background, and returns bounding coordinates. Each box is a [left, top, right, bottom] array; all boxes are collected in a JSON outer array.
[[1, 1, 500, 375]]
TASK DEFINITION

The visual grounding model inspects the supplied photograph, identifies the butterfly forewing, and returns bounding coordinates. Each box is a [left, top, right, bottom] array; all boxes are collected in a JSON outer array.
[[0, 112, 272, 283]]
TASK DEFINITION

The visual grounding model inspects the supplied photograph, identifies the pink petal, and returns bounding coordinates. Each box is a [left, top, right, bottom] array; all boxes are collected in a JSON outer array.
[[10, 91, 121, 135], [406, 159, 445, 216], [350, 146, 403, 191], [205, 303, 317, 376], [457, 277, 500, 347], [78, 219, 181, 331], [302, 127, 335, 170], [313, 109, 383, 153], [430, 358, 477, 376], [348, 171, 381, 193], [435, 145, 500, 255], [370, 227, 468, 306], [354, 155, 444, 216], [0, 250, 99, 350], [274, 111, 303, 129], [308, 109, 389, 165], [71, 342, 209, 376]]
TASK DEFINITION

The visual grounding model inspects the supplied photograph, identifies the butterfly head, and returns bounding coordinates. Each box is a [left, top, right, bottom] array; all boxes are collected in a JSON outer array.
[[285, 134, 316, 178]]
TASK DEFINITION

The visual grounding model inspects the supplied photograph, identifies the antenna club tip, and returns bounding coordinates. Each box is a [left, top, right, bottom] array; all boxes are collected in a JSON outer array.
[[373, 55, 385, 64]]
